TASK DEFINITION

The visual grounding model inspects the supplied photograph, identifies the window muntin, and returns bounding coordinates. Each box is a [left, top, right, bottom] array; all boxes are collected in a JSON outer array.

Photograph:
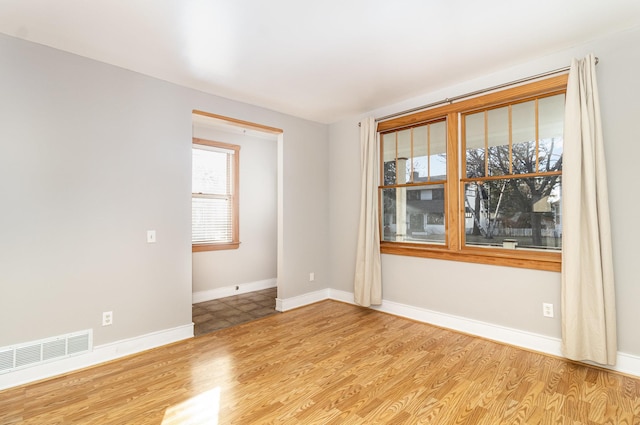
[[192, 139, 240, 251], [380, 120, 447, 245], [378, 75, 567, 271]]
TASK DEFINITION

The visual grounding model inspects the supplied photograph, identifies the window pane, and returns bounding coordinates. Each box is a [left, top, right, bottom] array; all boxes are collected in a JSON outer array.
[[412, 125, 428, 182], [429, 121, 447, 181], [381, 185, 446, 244], [463, 176, 562, 250], [397, 129, 412, 183], [487, 106, 509, 176], [512, 100, 536, 174], [382, 133, 397, 185], [465, 112, 485, 178], [539, 94, 565, 140], [538, 94, 565, 172], [193, 148, 229, 194], [192, 197, 232, 243]]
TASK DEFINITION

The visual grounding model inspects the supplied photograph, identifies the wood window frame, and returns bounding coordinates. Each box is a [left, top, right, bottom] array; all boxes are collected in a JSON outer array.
[[377, 75, 568, 272], [192, 137, 241, 252]]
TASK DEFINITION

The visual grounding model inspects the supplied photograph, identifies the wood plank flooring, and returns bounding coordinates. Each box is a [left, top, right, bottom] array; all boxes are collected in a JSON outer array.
[[1, 300, 639, 424]]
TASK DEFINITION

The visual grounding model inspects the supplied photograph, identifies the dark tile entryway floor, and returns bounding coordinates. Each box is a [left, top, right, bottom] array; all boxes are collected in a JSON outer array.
[[192, 287, 278, 336]]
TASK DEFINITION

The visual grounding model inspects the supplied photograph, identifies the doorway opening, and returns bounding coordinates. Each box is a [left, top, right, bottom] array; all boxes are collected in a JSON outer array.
[[191, 111, 283, 335]]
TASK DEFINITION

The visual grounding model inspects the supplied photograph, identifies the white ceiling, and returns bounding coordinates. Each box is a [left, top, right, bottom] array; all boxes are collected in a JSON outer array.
[[1, 0, 639, 124]]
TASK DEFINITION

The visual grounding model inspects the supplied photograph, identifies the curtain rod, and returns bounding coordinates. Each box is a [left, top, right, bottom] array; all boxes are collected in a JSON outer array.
[[367, 57, 598, 125]]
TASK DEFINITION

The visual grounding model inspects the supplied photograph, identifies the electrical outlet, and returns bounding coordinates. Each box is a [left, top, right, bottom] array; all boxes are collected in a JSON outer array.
[[542, 303, 554, 318], [309, 272, 315, 282], [102, 311, 113, 326], [147, 230, 156, 243]]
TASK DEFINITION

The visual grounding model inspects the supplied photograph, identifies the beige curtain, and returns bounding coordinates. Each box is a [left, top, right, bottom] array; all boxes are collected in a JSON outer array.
[[354, 117, 382, 306], [561, 54, 617, 365]]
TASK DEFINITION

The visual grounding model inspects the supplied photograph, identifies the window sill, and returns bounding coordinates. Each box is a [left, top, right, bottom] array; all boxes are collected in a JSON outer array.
[[193, 242, 240, 252], [380, 242, 561, 272]]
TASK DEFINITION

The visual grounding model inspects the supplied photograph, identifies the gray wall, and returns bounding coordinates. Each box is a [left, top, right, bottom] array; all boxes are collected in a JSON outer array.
[[0, 33, 330, 348], [191, 124, 277, 293], [328, 25, 640, 357]]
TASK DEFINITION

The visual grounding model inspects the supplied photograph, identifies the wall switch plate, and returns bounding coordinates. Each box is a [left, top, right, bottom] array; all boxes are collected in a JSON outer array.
[[147, 230, 156, 243], [309, 272, 315, 282], [542, 303, 554, 318], [102, 311, 113, 326]]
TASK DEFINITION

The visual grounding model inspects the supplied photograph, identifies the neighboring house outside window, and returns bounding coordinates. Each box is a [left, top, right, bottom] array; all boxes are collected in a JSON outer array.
[[378, 75, 566, 271], [192, 138, 240, 252]]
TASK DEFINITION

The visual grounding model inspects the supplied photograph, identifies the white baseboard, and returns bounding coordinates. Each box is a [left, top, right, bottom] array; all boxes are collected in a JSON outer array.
[[276, 288, 330, 312], [0, 323, 193, 391], [193, 278, 277, 304], [611, 352, 640, 377], [321, 289, 640, 378]]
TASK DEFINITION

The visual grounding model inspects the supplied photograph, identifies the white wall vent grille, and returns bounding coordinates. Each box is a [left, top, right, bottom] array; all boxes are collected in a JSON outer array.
[[15, 345, 41, 368], [43, 339, 66, 361], [0, 330, 92, 374], [0, 349, 14, 373], [68, 334, 90, 354]]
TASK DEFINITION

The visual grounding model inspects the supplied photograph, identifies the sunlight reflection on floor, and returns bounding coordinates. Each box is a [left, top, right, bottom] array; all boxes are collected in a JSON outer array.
[[162, 387, 221, 425]]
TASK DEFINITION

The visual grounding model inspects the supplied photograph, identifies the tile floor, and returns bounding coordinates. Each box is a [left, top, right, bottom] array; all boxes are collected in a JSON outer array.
[[192, 287, 278, 336]]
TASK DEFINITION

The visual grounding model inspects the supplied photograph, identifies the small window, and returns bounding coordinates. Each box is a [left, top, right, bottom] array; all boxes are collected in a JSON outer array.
[[192, 138, 240, 252]]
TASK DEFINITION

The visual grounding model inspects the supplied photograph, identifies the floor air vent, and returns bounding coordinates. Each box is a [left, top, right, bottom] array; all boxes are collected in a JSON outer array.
[[0, 330, 92, 374]]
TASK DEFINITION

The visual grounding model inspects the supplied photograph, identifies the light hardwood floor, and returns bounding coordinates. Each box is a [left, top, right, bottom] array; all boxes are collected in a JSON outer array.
[[1, 300, 639, 424]]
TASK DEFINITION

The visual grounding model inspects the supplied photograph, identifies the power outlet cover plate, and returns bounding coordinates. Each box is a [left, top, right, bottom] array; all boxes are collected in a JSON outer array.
[[102, 311, 113, 326]]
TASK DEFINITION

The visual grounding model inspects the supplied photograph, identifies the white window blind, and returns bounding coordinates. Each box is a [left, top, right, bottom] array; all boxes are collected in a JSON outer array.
[[192, 144, 235, 244]]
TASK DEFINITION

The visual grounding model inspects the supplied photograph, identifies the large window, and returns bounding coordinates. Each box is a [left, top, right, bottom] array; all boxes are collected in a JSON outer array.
[[192, 138, 240, 252], [378, 76, 567, 271]]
